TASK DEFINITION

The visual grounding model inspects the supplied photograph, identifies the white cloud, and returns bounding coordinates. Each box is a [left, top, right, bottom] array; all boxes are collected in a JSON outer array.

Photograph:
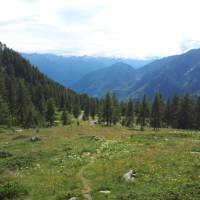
[[0, 0, 200, 58]]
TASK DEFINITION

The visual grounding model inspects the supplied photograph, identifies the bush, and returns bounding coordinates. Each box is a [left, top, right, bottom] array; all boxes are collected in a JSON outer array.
[[0, 151, 12, 159], [0, 181, 28, 200]]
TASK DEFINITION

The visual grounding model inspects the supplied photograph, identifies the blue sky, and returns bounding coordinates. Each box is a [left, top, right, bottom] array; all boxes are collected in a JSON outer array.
[[1, 0, 200, 58]]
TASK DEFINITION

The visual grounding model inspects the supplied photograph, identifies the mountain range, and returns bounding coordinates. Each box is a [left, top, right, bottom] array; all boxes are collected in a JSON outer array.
[[22, 49, 200, 100], [22, 53, 151, 87]]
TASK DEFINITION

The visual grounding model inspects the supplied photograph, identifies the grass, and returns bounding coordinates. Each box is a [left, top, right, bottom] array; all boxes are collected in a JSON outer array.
[[0, 123, 200, 199]]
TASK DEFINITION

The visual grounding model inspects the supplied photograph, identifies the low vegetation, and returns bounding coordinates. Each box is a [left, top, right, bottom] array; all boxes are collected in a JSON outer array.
[[0, 123, 199, 199]]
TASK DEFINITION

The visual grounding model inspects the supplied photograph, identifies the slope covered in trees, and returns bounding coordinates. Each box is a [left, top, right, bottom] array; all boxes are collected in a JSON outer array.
[[0, 42, 98, 128]]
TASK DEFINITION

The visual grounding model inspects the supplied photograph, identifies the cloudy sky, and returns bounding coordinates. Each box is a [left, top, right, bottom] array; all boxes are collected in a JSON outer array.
[[1, 0, 200, 58]]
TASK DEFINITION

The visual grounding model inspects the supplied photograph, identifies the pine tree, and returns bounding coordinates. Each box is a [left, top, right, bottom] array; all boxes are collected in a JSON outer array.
[[138, 95, 149, 131], [16, 81, 33, 126], [0, 95, 11, 126], [73, 96, 81, 118], [151, 94, 162, 131], [102, 92, 113, 126], [125, 98, 134, 127], [112, 93, 121, 125], [195, 97, 200, 130], [170, 96, 180, 128], [90, 99, 97, 120], [46, 98, 55, 126], [61, 108, 70, 125], [163, 99, 171, 128], [5, 76, 16, 123], [177, 94, 193, 129], [83, 97, 90, 121]]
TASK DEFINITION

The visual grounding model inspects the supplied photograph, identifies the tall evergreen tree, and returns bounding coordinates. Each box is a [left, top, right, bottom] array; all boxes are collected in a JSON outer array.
[[46, 98, 55, 126], [0, 95, 11, 126], [151, 94, 162, 131], [73, 96, 81, 118], [61, 108, 70, 125], [125, 98, 134, 127], [16, 81, 33, 126], [170, 96, 180, 128], [102, 92, 113, 126], [112, 93, 121, 125], [177, 94, 193, 129], [163, 99, 171, 128], [138, 95, 149, 131], [195, 97, 200, 130]]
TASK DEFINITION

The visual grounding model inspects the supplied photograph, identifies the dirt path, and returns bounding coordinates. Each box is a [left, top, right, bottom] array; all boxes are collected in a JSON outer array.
[[78, 139, 108, 200], [79, 166, 92, 200]]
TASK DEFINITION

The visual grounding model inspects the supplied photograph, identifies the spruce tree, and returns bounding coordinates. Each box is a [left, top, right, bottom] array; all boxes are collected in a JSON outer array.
[[61, 108, 70, 125], [170, 96, 180, 128], [112, 93, 121, 125], [163, 99, 171, 128], [195, 97, 200, 130], [90, 99, 97, 120], [16, 81, 33, 126], [46, 98, 55, 126], [102, 92, 113, 126], [0, 95, 11, 126], [177, 94, 193, 129], [138, 95, 149, 131], [73, 96, 81, 118], [125, 98, 134, 127], [151, 94, 162, 131]]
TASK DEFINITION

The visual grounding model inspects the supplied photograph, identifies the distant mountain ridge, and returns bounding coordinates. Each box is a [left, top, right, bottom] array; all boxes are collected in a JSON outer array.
[[22, 49, 200, 100], [72, 49, 200, 99], [73, 62, 136, 97], [22, 53, 151, 87]]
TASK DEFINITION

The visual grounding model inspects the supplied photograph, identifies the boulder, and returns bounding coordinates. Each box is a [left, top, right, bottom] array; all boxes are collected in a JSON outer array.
[[99, 190, 111, 194], [30, 136, 41, 142], [123, 170, 136, 182], [69, 197, 78, 200]]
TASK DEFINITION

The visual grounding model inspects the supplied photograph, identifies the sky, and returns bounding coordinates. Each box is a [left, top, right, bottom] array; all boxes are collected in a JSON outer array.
[[1, 0, 200, 58]]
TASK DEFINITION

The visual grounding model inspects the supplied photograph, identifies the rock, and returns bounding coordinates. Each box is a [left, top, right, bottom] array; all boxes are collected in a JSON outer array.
[[99, 190, 111, 194], [30, 136, 41, 142], [69, 197, 78, 200], [82, 152, 91, 156], [15, 129, 23, 132], [123, 170, 136, 182]]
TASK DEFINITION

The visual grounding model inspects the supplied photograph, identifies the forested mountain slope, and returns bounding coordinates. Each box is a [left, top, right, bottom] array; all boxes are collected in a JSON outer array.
[[0, 43, 95, 127]]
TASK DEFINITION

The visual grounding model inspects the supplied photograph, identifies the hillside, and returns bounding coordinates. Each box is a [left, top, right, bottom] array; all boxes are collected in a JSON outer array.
[[129, 49, 200, 99], [0, 43, 94, 127], [72, 62, 136, 97], [22, 53, 151, 87]]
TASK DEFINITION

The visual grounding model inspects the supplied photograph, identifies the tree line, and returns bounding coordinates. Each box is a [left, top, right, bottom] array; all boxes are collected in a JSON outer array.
[[97, 92, 200, 131]]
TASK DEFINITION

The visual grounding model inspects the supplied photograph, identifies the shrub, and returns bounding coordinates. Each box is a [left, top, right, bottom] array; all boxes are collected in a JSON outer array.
[[0, 181, 28, 200]]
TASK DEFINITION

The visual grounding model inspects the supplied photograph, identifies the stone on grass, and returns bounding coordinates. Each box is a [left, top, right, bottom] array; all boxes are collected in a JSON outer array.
[[69, 197, 78, 200], [123, 170, 136, 182], [30, 136, 41, 142], [99, 190, 111, 194], [15, 129, 23, 132]]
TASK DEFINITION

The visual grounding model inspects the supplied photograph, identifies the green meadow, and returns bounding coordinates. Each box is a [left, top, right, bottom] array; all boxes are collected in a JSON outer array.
[[0, 124, 200, 200]]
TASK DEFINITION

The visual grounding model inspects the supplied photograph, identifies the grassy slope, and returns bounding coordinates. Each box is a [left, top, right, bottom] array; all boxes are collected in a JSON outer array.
[[0, 124, 200, 200]]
